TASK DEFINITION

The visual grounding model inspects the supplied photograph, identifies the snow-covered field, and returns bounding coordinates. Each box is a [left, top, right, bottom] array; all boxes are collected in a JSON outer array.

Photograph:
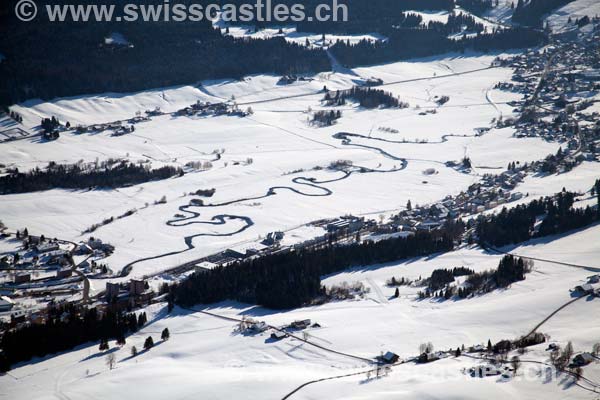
[[3, 52, 577, 283], [546, 0, 600, 31], [2, 3, 600, 397], [2, 224, 599, 400]]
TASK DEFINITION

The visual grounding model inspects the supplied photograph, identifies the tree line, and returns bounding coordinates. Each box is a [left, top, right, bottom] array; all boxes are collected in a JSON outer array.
[[0, 0, 329, 107], [172, 230, 456, 310], [418, 255, 532, 299], [476, 189, 599, 247], [224, 0, 456, 33], [330, 27, 545, 68], [0, 160, 183, 194], [323, 87, 409, 109], [0, 0, 551, 106], [0, 305, 147, 372], [312, 110, 342, 126]]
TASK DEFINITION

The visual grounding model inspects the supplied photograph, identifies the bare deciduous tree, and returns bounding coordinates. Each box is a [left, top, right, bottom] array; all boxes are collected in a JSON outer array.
[[419, 342, 434, 354], [105, 353, 116, 370], [511, 356, 521, 375]]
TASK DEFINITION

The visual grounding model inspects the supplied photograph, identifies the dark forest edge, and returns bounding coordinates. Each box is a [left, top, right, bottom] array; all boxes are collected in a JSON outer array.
[[0, 0, 554, 107], [170, 222, 461, 310], [476, 181, 600, 247], [0, 160, 184, 194], [1, 185, 598, 372], [0, 305, 148, 372]]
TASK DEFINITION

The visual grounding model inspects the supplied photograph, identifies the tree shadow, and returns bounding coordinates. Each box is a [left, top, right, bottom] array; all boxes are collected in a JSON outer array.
[[79, 346, 118, 363]]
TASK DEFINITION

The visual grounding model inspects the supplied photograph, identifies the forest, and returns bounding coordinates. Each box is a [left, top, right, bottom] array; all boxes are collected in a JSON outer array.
[[323, 87, 409, 109], [0, 160, 183, 194], [512, 0, 576, 27], [172, 229, 456, 310], [0, 305, 147, 372], [476, 187, 600, 247], [0, 0, 329, 107], [330, 27, 545, 67], [0, 0, 557, 106], [312, 109, 342, 126], [418, 255, 532, 299]]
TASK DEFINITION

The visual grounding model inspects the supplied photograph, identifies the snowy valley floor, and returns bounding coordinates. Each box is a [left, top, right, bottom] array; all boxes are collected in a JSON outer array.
[[2, 224, 600, 400]]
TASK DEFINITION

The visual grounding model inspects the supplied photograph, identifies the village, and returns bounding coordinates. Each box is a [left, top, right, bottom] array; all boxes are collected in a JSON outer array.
[[0, 27, 600, 334], [1, 18, 600, 393]]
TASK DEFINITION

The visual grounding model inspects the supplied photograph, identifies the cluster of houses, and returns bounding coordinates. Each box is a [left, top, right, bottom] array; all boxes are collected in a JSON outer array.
[[363, 77, 384, 87], [0, 235, 73, 286], [572, 274, 600, 297], [188, 233, 288, 271], [240, 317, 318, 340], [387, 176, 527, 235], [73, 110, 152, 136], [277, 75, 313, 85], [175, 100, 251, 118], [497, 33, 600, 168], [0, 233, 118, 327]]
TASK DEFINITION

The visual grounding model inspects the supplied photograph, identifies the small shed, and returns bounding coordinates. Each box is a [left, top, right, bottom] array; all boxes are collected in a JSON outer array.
[[270, 331, 287, 341], [290, 319, 311, 330], [381, 351, 399, 364]]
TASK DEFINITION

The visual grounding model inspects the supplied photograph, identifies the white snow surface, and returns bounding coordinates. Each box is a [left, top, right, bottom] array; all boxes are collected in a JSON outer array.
[[2, 224, 600, 400], [1, 53, 589, 281]]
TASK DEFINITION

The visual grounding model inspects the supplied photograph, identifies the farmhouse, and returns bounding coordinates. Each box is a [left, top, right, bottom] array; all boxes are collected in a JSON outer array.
[[34, 242, 60, 253], [14, 273, 31, 284], [572, 353, 595, 367], [417, 352, 440, 363], [290, 319, 311, 330], [381, 351, 399, 364], [270, 331, 287, 341], [326, 216, 364, 233], [56, 268, 73, 279]]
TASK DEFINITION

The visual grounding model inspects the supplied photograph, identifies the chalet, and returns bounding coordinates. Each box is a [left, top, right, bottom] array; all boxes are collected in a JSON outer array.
[[470, 344, 486, 353], [471, 364, 506, 377], [145, 107, 162, 116], [365, 77, 384, 87], [572, 353, 595, 367], [14, 273, 31, 284], [87, 237, 105, 250], [270, 331, 287, 341], [34, 242, 60, 253], [290, 319, 311, 330], [417, 352, 439, 363], [546, 343, 559, 351], [262, 231, 285, 246], [381, 351, 399, 364], [587, 275, 600, 284], [47, 250, 70, 266], [76, 243, 93, 255], [574, 283, 596, 294], [56, 268, 73, 279], [493, 340, 512, 354], [248, 321, 268, 333], [0, 296, 14, 312], [510, 192, 524, 201], [415, 220, 441, 232]]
